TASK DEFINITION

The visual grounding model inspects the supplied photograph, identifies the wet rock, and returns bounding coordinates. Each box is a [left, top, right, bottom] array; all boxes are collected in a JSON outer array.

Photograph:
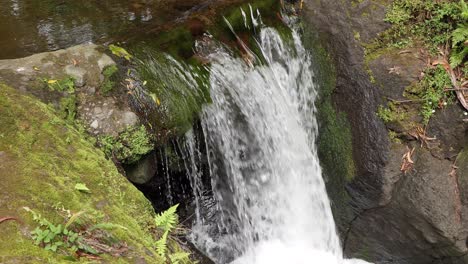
[[125, 152, 158, 184], [346, 147, 465, 263], [302, 0, 468, 263]]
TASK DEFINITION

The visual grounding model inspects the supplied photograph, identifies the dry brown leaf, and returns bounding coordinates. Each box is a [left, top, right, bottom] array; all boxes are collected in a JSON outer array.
[[401, 146, 415, 174]]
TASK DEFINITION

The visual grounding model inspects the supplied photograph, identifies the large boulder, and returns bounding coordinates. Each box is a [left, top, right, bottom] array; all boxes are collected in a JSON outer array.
[[0, 84, 169, 263], [302, 0, 468, 263], [0, 43, 139, 137]]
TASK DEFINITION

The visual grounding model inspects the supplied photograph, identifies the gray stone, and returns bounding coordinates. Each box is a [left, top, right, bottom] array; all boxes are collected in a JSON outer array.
[[122, 111, 139, 127], [125, 153, 157, 184], [90, 120, 99, 129], [98, 54, 115, 71], [65, 65, 87, 87]]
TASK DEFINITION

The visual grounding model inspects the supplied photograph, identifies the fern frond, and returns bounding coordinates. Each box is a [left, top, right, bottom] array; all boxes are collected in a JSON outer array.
[[461, 0, 468, 19], [450, 46, 468, 68], [64, 211, 85, 230], [155, 230, 168, 259], [169, 252, 191, 264], [452, 24, 468, 47], [155, 204, 179, 232]]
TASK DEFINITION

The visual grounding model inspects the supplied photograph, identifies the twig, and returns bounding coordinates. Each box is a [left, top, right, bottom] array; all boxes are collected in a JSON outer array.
[[444, 88, 468, 91], [387, 97, 425, 103]]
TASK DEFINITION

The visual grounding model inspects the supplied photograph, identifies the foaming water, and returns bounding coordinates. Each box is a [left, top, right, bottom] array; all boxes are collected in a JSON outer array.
[[188, 19, 371, 264]]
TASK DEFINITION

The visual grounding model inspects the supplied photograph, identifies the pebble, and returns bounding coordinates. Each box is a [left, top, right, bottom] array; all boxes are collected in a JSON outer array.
[[90, 120, 99, 129]]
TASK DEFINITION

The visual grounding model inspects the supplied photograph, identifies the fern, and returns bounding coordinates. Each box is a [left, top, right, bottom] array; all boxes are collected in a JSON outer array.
[[461, 0, 468, 19], [452, 24, 468, 47], [169, 252, 191, 264], [155, 230, 169, 259], [451, 46, 468, 67], [155, 204, 179, 232], [450, 1, 468, 67]]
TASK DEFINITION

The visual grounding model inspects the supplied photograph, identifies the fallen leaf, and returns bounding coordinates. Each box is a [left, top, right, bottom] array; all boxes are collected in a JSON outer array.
[[74, 183, 91, 193], [47, 79, 58, 84]]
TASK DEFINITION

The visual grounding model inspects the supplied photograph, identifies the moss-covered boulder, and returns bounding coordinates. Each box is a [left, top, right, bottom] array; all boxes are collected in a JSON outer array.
[[0, 84, 166, 263]]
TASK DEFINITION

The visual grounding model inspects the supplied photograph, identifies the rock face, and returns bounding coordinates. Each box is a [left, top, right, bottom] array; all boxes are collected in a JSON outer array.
[[0, 44, 139, 137], [303, 0, 468, 263]]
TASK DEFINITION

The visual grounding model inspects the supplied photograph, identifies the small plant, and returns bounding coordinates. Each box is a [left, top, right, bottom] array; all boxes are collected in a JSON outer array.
[[154, 204, 192, 263], [59, 95, 77, 122], [101, 65, 119, 94], [23, 207, 129, 257], [371, 0, 464, 55], [23, 207, 97, 254], [98, 125, 154, 164], [44, 77, 75, 93], [405, 65, 453, 124]]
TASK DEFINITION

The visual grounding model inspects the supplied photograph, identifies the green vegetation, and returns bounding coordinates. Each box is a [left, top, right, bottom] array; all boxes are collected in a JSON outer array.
[[154, 204, 191, 263], [98, 125, 154, 164], [23, 207, 128, 256], [366, 0, 467, 126], [377, 102, 407, 123], [405, 65, 453, 124], [58, 95, 77, 122], [101, 65, 119, 94], [0, 84, 175, 263], [450, 0, 468, 67], [375, 0, 465, 53], [43, 77, 75, 93]]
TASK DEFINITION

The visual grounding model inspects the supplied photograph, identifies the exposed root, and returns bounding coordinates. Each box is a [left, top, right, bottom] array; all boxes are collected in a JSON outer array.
[[408, 126, 436, 148]]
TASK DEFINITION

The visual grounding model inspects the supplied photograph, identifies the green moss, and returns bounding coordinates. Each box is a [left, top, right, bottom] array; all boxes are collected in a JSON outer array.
[[377, 101, 407, 123], [134, 52, 210, 136], [0, 84, 165, 263], [388, 130, 402, 144], [301, 21, 356, 231], [98, 125, 154, 164]]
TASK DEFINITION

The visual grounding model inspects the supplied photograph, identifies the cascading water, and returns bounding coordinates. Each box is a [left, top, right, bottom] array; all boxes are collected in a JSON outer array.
[[185, 10, 371, 264]]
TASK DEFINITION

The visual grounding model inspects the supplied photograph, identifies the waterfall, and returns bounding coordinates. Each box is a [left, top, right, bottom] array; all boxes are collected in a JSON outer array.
[[184, 15, 371, 264]]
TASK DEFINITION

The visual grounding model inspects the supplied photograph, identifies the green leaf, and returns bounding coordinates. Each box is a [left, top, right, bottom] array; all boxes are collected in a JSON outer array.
[[169, 252, 191, 264], [155, 204, 179, 232], [155, 230, 168, 259], [109, 44, 133, 61], [74, 183, 91, 193]]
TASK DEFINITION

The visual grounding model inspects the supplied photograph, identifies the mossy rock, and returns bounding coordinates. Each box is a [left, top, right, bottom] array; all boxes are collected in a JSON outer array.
[[0, 84, 165, 263]]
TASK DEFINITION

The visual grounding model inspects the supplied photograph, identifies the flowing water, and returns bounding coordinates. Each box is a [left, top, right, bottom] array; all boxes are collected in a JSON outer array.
[[186, 15, 371, 264]]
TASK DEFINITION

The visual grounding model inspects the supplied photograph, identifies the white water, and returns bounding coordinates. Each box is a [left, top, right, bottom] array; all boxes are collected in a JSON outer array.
[[187, 18, 371, 264]]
